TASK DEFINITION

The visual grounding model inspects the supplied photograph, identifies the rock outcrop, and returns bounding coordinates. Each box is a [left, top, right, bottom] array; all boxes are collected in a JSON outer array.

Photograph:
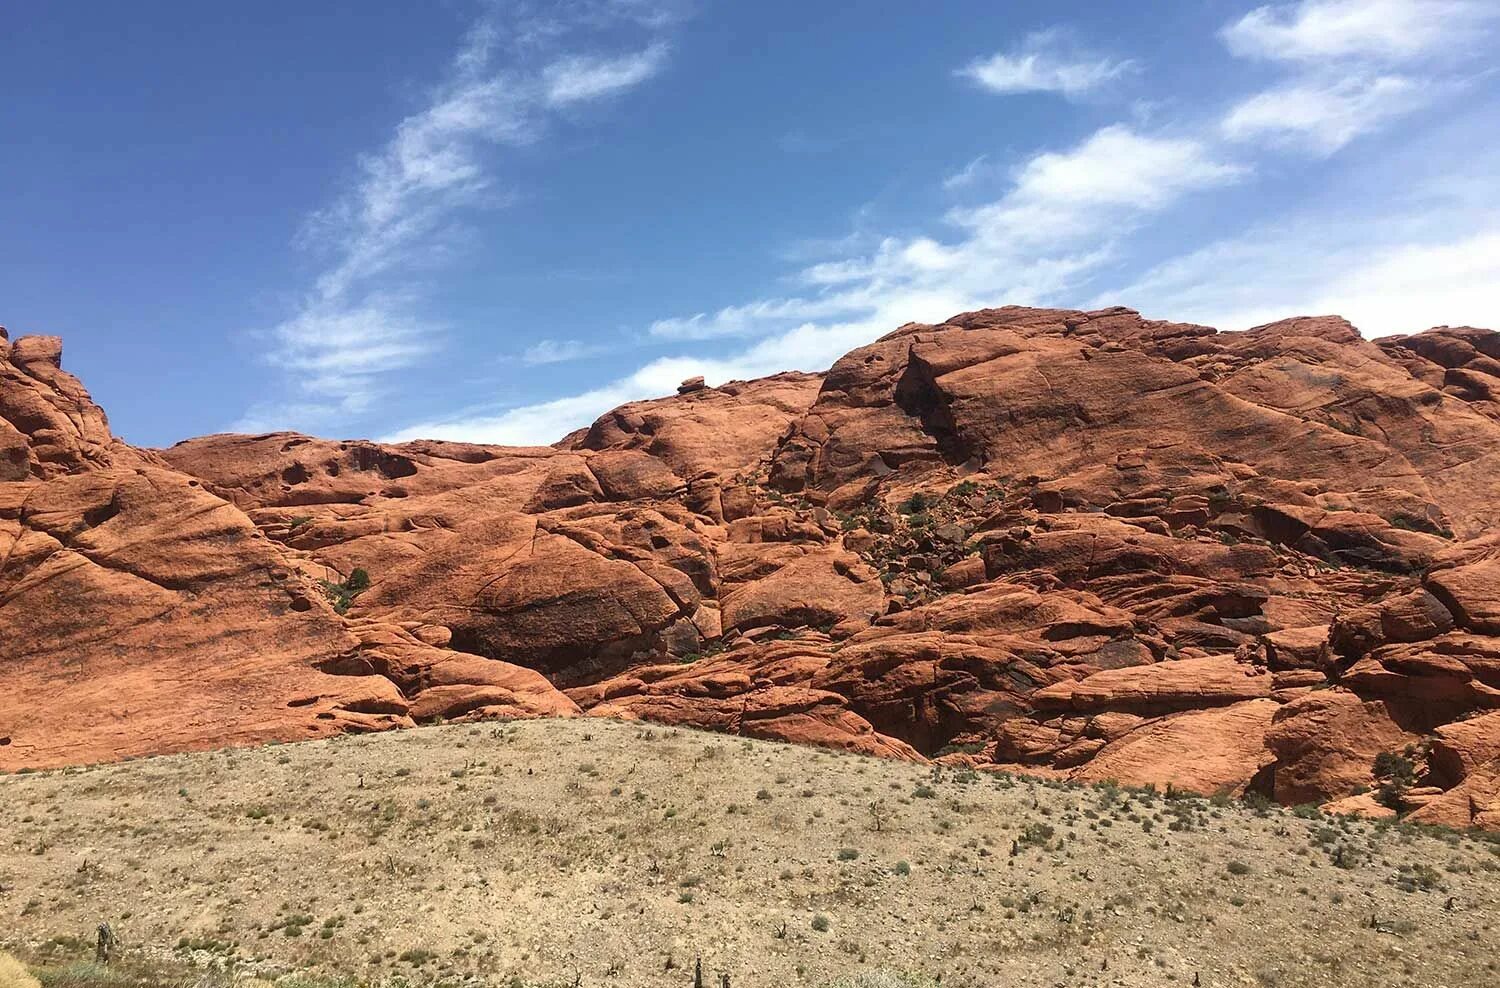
[[4, 307, 1500, 829]]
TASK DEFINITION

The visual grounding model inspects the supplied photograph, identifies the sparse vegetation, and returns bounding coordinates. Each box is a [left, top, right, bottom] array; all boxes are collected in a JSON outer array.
[[1373, 749, 1417, 810], [1, 719, 1494, 988], [317, 568, 370, 615]]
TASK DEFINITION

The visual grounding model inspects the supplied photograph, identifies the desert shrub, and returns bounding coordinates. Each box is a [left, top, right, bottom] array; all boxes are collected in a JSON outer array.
[[27, 959, 197, 988], [1373, 750, 1417, 809], [821, 973, 940, 988], [319, 568, 371, 615], [897, 492, 935, 515], [1227, 861, 1252, 876], [1394, 863, 1442, 893], [277, 977, 360, 988], [1389, 512, 1454, 538], [1374, 751, 1415, 784], [811, 914, 831, 932], [1018, 822, 1055, 848], [1241, 790, 1274, 813]]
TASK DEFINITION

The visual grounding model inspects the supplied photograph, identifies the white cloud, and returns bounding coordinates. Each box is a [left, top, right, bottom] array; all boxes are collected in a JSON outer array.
[[647, 127, 1240, 343], [397, 125, 1244, 444], [1000, 127, 1241, 208], [648, 295, 865, 341], [384, 354, 722, 446], [1221, 74, 1427, 154], [1222, 0, 1495, 63], [959, 29, 1136, 99], [1316, 232, 1500, 335], [1101, 215, 1500, 337], [381, 5, 1495, 449], [521, 338, 609, 365], [543, 42, 669, 105], [1218, 1, 1492, 158], [246, 9, 674, 433], [942, 154, 990, 190]]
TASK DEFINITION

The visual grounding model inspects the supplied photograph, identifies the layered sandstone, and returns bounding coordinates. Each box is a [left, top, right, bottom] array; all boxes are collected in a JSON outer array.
[[3, 308, 1499, 827]]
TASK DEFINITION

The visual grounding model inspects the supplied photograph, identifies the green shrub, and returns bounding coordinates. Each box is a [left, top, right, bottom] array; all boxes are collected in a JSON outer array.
[[1018, 822, 1055, 848], [319, 568, 371, 614], [1373, 750, 1417, 809], [897, 492, 934, 515]]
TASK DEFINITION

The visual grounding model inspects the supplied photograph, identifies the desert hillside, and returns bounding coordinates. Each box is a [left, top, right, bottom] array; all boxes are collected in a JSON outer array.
[[2, 307, 1500, 827], [3, 719, 1497, 988]]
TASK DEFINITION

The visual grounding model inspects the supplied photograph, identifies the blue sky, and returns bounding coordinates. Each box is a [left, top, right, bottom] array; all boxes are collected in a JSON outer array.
[[4, 0, 1498, 447]]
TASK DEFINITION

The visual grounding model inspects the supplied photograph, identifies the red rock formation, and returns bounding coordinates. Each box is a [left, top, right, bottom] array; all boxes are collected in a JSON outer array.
[[5, 308, 1500, 829]]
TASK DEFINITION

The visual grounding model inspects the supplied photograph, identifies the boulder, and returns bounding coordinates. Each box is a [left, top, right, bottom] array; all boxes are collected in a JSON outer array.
[[1265, 691, 1421, 805]]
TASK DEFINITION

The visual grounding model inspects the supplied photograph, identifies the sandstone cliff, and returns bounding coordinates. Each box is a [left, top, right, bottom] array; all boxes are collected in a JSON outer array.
[[3, 308, 1497, 827]]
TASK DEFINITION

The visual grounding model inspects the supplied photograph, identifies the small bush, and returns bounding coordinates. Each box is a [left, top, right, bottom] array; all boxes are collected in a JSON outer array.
[[811, 914, 831, 932], [1018, 822, 1055, 849], [1241, 791, 1274, 813], [897, 492, 935, 515], [1373, 751, 1415, 784], [1394, 863, 1442, 893], [319, 568, 371, 614], [1373, 750, 1417, 809]]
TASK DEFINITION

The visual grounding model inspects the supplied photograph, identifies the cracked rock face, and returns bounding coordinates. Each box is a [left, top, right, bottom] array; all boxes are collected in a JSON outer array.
[[4, 307, 1500, 828]]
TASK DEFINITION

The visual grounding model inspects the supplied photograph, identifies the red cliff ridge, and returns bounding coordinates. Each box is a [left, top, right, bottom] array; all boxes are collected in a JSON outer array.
[[3, 307, 1499, 828]]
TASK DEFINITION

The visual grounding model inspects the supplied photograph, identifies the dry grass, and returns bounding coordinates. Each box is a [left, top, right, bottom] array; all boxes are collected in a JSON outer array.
[[0, 952, 42, 988], [2, 719, 1498, 987]]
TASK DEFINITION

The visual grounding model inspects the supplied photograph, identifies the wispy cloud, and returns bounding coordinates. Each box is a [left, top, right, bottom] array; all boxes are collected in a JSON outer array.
[[544, 42, 670, 105], [1102, 216, 1500, 337], [521, 338, 611, 365], [1222, 0, 1496, 63], [1221, 74, 1428, 154], [385, 354, 707, 445], [648, 125, 1241, 343], [1217, 0, 1492, 158], [942, 154, 990, 190], [959, 29, 1136, 99], [238, 5, 676, 433], [381, 2, 1497, 448], [398, 124, 1242, 444]]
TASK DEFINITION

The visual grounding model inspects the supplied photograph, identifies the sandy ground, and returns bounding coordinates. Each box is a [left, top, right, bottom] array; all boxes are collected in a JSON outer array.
[[2, 718, 1497, 988]]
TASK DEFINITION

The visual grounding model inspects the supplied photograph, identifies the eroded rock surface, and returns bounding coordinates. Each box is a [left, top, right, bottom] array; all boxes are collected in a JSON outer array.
[[5, 308, 1500, 828]]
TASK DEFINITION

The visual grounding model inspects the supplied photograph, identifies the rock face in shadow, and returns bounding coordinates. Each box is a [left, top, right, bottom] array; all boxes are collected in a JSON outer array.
[[4, 308, 1500, 828]]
